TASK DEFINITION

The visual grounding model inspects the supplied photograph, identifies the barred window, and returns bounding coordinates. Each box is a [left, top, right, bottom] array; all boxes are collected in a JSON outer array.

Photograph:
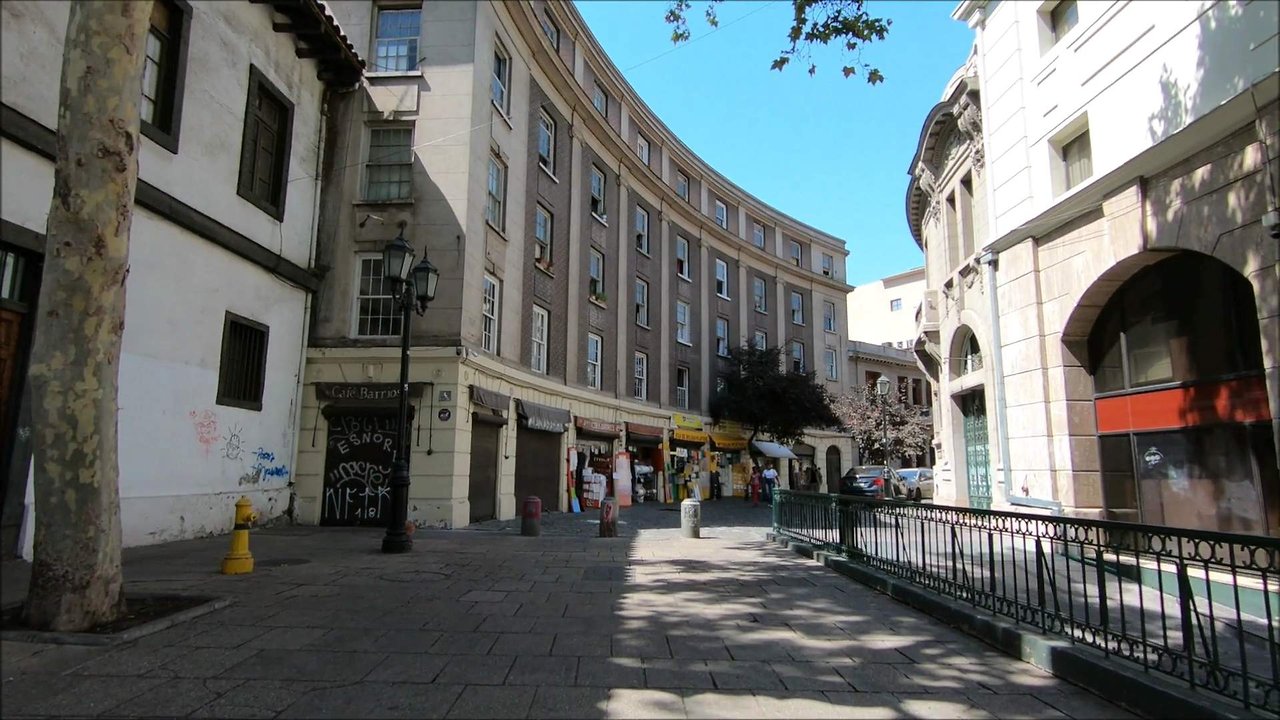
[[217, 312, 269, 411], [675, 367, 689, 409]]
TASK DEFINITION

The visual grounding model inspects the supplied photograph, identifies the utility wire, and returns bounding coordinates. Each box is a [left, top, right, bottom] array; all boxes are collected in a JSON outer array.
[[623, 1, 780, 73], [286, 118, 496, 186]]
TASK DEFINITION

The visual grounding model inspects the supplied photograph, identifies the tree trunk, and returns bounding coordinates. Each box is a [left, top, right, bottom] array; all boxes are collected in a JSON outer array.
[[23, 0, 154, 632]]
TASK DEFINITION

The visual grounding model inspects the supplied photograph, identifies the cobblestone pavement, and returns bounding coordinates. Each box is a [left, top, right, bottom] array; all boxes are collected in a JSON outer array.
[[468, 497, 776, 541], [0, 517, 1135, 719]]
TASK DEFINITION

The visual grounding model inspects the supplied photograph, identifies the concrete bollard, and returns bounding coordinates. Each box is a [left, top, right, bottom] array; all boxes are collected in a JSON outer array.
[[521, 496, 542, 537], [681, 498, 701, 538], [599, 496, 618, 537]]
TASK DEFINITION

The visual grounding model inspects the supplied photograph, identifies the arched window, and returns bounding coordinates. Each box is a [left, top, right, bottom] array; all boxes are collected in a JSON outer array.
[[956, 331, 982, 376]]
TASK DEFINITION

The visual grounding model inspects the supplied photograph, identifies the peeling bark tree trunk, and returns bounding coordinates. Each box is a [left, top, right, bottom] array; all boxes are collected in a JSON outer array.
[[23, 0, 154, 632]]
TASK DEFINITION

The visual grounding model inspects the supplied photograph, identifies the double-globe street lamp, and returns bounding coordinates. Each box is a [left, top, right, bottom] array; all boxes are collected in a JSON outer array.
[[875, 376, 892, 469], [380, 227, 439, 554]]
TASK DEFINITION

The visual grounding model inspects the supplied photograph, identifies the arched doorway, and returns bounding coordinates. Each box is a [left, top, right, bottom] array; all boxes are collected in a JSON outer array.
[[825, 446, 841, 494], [1087, 252, 1276, 535], [951, 326, 991, 510]]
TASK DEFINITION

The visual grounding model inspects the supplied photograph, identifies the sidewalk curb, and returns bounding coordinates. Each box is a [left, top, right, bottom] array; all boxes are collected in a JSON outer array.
[[1, 595, 232, 647], [767, 532, 1262, 720]]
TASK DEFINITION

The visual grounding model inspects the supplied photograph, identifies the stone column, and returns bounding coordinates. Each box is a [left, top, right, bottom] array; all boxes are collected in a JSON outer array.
[[616, 171, 630, 394], [566, 126, 583, 382], [699, 240, 711, 407], [659, 213, 672, 404]]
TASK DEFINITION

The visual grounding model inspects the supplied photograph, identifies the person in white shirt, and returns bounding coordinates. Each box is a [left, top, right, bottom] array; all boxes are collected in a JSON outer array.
[[761, 463, 779, 504]]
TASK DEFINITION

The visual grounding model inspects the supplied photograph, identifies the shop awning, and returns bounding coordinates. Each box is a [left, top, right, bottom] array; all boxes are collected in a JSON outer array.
[[516, 399, 571, 433], [791, 442, 816, 457], [710, 433, 747, 451], [751, 440, 797, 459], [671, 428, 708, 445], [626, 422, 665, 442], [470, 385, 510, 412]]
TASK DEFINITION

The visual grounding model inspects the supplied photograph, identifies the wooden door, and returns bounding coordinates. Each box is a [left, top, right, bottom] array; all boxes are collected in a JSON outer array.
[[469, 420, 500, 523]]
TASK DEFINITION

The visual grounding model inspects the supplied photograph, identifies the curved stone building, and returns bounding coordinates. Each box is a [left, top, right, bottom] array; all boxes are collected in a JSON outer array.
[[302, 0, 855, 527]]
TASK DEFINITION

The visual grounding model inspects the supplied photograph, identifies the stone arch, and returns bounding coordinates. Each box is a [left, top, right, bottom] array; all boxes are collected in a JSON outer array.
[[825, 445, 842, 494]]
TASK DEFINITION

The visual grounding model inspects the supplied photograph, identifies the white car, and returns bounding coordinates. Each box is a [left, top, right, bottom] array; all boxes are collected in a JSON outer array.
[[898, 468, 934, 501]]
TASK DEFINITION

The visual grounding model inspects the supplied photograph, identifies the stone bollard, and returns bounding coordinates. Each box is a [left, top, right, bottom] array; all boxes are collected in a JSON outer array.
[[521, 496, 542, 537], [599, 496, 618, 537], [681, 497, 701, 538]]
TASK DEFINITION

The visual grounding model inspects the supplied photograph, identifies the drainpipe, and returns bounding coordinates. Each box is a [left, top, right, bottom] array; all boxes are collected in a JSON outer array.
[[979, 250, 1061, 514]]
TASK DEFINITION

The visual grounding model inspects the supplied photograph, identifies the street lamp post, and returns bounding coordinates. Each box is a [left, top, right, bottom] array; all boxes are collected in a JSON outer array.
[[875, 376, 892, 467], [381, 227, 439, 554]]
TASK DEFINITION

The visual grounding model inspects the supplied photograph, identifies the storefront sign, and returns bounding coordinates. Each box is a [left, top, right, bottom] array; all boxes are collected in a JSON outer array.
[[671, 413, 704, 431], [709, 433, 748, 451], [672, 428, 708, 444], [575, 417, 621, 437], [315, 382, 427, 404]]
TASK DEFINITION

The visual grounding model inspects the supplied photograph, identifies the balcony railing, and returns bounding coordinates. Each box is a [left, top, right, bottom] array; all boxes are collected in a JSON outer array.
[[773, 491, 1279, 716]]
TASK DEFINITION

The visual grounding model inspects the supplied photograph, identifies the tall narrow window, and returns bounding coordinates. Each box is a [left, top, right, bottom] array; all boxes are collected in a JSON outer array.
[[485, 154, 506, 229], [791, 341, 805, 373], [676, 301, 691, 344], [675, 367, 690, 409], [537, 112, 555, 173], [635, 277, 649, 326], [586, 333, 602, 389], [533, 204, 552, 266], [481, 274, 500, 353], [633, 352, 648, 400], [714, 200, 727, 229], [540, 10, 560, 49], [364, 127, 413, 201], [374, 6, 420, 72], [354, 255, 402, 337], [752, 277, 767, 312], [1063, 128, 1093, 191], [676, 171, 689, 201], [237, 67, 294, 220], [715, 317, 730, 357], [1050, 0, 1078, 42], [491, 42, 510, 112], [589, 249, 605, 300], [823, 301, 836, 332], [217, 312, 269, 411], [791, 291, 805, 325], [675, 236, 690, 279], [636, 135, 650, 165], [714, 259, 729, 298], [531, 305, 548, 374], [592, 82, 608, 116], [821, 253, 834, 277], [140, 0, 189, 151], [635, 206, 650, 254], [752, 221, 765, 248], [589, 166, 606, 218], [753, 329, 768, 349], [825, 348, 838, 380], [788, 240, 802, 267]]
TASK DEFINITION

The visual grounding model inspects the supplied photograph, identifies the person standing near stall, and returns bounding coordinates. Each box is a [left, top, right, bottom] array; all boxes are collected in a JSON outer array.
[[762, 462, 778, 504]]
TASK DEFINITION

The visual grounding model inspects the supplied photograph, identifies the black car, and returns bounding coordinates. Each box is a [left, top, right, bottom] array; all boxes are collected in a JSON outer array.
[[840, 465, 907, 500]]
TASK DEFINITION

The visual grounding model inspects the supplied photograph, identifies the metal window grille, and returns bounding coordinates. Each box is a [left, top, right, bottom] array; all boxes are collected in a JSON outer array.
[[365, 127, 412, 201], [217, 313, 268, 411], [675, 368, 689, 409], [374, 8, 420, 72], [356, 256, 402, 337]]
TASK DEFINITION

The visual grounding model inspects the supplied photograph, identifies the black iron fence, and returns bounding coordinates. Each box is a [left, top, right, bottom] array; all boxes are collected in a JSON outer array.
[[772, 490, 1280, 716]]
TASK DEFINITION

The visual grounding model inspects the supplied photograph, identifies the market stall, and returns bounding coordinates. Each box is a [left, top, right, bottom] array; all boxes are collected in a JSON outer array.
[[572, 417, 620, 509], [668, 413, 709, 501]]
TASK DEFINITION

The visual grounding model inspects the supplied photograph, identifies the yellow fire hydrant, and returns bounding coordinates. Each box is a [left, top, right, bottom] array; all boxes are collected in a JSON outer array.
[[220, 496, 257, 575]]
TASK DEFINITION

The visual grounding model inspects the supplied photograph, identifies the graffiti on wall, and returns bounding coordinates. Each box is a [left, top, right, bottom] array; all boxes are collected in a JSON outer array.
[[190, 410, 220, 456], [321, 414, 399, 526]]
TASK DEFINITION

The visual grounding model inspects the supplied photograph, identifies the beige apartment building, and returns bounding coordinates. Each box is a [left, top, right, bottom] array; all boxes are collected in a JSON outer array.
[[297, 0, 855, 528], [910, 0, 1278, 536], [846, 266, 926, 350]]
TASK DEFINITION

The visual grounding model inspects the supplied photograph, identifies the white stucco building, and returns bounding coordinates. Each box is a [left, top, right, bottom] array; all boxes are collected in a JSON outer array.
[[910, 0, 1278, 535], [847, 266, 926, 349], [0, 0, 363, 556]]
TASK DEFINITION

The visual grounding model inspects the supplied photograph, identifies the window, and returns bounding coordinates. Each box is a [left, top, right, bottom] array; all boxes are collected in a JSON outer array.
[[364, 127, 413, 201], [715, 317, 730, 357], [788, 240, 802, 267], [589, 165, 606, 218], [889, 298, 903, 312], [589, 249, 605, 300], [491, 42, 510, 112], [373, 6, 420, 72], [237, 66, 294, 220], [633, 352, 648, 400], [636, 135, 650, 165], [533, 204, 552, 266], [821, 253, 834, 277], [825, 348, 838, 380], [531, 305, 548, 374], [354, 255, 402, 337], [714, 200, 727, 229], [791, 291, 804, 325], [714, 259, 729, 298], [217, 312, 269, 411], [592, 82, 608, 116], [790, 341, 805, 373], [481, 274, 500, 354], [676, 301, 691, 345], [675, 236, 690, 279], [635, 277, 649, 326], [140, 0, 189, 152], [635, 206, 650, 254], [752, 277, 767, 313], [823, 301, 836, 332], [752, 221, 765, 249], [537, 112, 555, 173], [1063, 129, 1093, 191], [485, 154, 506, 229], [586, 334, 602, 389], [540, 10, 560, 49], [753, 330, 767, 349], [676, 171, 689, 201], [1050, 0, 1078, 42], [675, 367, 690, 409]]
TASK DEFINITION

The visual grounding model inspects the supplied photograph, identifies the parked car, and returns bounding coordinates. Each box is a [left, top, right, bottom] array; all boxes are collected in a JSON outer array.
[[840, 466, 908, 500], [898, 468, 935, 502]]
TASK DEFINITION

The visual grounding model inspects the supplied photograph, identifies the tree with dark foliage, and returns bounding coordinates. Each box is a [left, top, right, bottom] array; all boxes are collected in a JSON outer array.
[[710, 344, 840, 446]]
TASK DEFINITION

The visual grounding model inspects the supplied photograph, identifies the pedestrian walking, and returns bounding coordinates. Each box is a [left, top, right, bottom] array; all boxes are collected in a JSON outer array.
[[762, 462, 778, 504], [750, 465, 762, 507]]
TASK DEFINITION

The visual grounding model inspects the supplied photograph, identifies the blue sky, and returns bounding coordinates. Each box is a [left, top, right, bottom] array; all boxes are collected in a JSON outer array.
[[573, 0, 974, 287]]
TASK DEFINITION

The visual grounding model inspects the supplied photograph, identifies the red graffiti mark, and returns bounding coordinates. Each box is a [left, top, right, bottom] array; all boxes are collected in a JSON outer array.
[[189, 410, 219, 455]]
